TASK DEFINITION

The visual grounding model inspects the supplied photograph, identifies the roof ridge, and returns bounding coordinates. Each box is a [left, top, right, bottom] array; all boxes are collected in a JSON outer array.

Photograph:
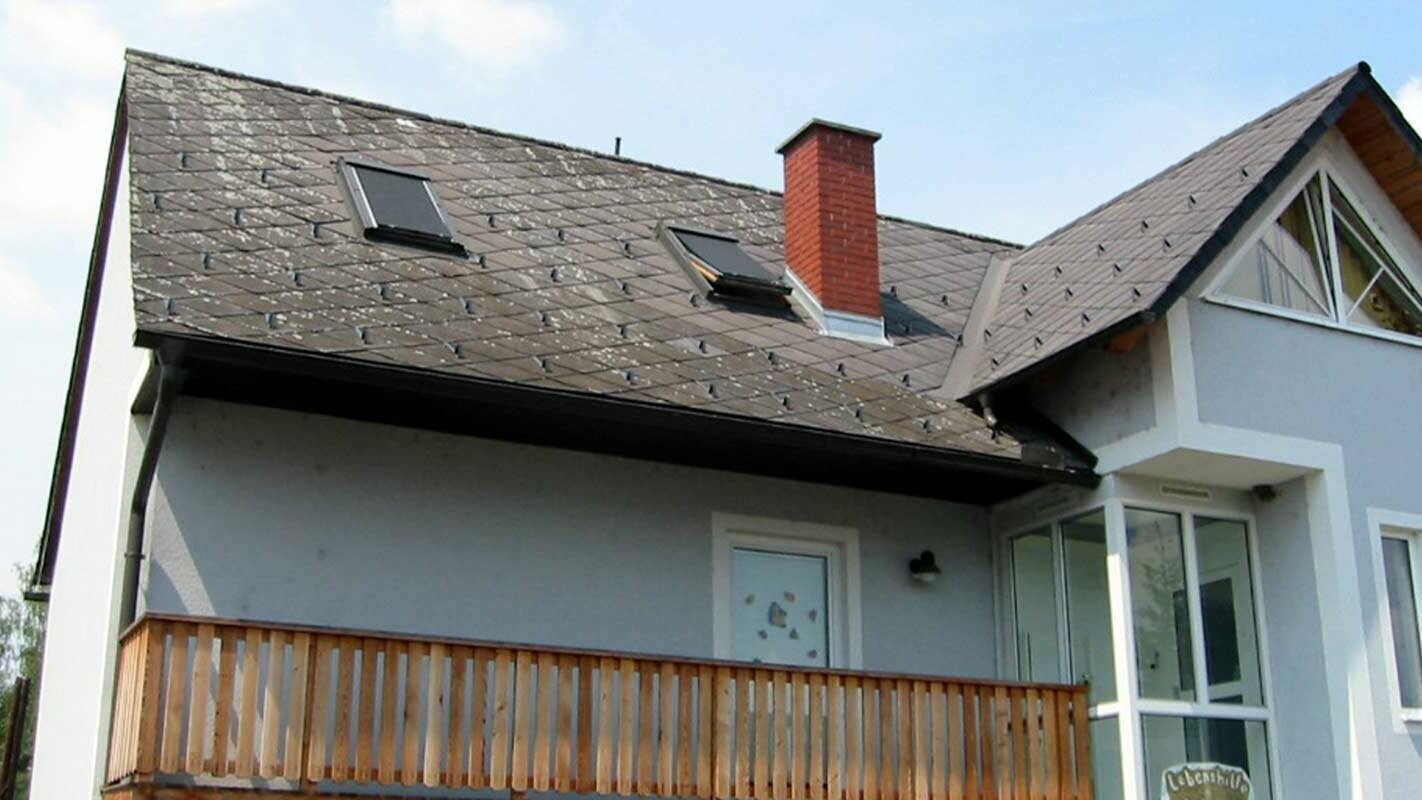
[[124, 48, 1020, 250], [1017, 60, 1368, 251]]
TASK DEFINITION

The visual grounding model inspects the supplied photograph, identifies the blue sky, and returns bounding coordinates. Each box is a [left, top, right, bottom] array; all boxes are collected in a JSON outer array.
[[0, 0, 1419, 596]]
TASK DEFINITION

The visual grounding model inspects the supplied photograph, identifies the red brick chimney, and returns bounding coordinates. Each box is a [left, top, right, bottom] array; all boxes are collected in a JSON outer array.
[[778, 119, 884, 335]]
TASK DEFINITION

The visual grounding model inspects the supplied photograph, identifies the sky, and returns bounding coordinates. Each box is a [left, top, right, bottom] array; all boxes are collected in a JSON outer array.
[[0, 0, 1420, 598]]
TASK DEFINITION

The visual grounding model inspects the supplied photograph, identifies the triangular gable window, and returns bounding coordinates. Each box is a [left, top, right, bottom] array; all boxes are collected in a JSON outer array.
[[1218, 169, 1422, 338]]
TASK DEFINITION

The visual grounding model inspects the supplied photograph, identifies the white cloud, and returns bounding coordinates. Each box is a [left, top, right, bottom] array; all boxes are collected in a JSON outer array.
[[1399, 76, 1422, 134], [0, 256, 55, 322], [161, 0, 266, 17], [385, 0, 566, 74], [1, 0, 124, 79], [0, 79, 113, 235]]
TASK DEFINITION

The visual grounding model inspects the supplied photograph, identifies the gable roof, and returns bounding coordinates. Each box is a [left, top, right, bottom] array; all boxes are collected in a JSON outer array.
[[120, 50, 1072, 469], [965, 62, 1409, 398]]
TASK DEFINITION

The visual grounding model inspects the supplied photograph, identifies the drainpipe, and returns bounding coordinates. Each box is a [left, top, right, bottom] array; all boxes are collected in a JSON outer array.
[[116, 363, 185, 631]]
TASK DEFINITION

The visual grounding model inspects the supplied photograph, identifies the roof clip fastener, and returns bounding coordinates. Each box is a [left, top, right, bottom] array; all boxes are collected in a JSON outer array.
[[901, 374, 911, 386], [164, 298, 175, 316], [447, 342, 463, 358], [689, 293, 701, 307], [464, 298, 476, 314], [312, 222, 322, 238], [355, 325, 369, 344], [487, 214, 497, 227], [707, 383, 717, 397], [266, 312, 279, 329], [620, 280, 631, 295], [618, 323, 628, 338], [291, 270, 303, 286], [550, 267, 560, 282], [152, 194, 161, 211], [234, 208, 243, 226], [556, 228, 565, 242], [539, 311, 551, 327], [260, 168, 270, 184], [378, 283, 390, 301], [622, 241, 633, 257], [201, 252, 212, 270], [853, 407, 863, 421], [780, 396, 790, 408], [623, 369, 636, 384], [537, 357, 551, 372], [476, 254, 487, 268], [836, 363, 846, 376], [179, 152, 189, 169]]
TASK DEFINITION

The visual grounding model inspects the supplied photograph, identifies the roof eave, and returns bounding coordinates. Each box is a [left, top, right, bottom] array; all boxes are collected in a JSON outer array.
[[964, 64, 1378, 404], [135, 329, 1099, 502]]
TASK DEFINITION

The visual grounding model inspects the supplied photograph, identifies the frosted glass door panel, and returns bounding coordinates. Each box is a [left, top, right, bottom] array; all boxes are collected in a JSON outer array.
[[731, 548, 830, 667]]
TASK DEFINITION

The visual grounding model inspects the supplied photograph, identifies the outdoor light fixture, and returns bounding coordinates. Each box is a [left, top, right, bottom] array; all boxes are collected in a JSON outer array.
[[909, 550, 942, 584]]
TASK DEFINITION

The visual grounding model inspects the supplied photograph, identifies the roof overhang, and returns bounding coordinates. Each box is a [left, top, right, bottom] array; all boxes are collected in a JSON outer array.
[[136, 330, 1097, 506], [966, 64, 1422, 404]]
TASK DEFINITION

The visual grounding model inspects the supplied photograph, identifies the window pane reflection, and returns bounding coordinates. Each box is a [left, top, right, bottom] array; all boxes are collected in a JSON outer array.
[[1063, 510, 1115, 703], [1142, 715, 1273, 800], [1011, 528, 1062, 683], [1126, 509, 1195, 701], [1193, 517, 1264, 706]]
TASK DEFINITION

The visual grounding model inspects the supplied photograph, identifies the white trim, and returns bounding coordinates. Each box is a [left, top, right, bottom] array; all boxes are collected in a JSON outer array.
[[711, 512, 863, 669], [1364, 508, 1422, 731], [1201, 142, 1422, 346], [783, 267, 891, 346]]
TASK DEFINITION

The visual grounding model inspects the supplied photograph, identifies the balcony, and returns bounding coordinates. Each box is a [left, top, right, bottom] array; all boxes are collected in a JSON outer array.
[[104, 615, 1093, 799]]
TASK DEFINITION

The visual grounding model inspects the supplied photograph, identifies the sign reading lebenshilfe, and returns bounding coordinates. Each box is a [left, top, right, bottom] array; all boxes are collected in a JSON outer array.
[[1160, 763, 1253, 799]]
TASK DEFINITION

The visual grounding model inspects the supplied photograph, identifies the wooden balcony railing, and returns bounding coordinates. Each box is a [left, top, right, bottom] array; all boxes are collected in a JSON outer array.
[[106, 614, 1093, 800]]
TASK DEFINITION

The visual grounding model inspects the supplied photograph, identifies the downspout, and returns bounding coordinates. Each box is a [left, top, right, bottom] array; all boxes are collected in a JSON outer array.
[[116, 363, 185, 631]]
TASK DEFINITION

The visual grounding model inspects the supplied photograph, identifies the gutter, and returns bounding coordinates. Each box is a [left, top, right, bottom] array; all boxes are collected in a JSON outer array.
[[116, 363, 185, 631]]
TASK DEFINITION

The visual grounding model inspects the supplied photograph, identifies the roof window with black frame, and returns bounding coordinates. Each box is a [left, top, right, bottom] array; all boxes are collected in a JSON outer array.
[[338, 157, 467, 256], [659, 223, 792, 307]]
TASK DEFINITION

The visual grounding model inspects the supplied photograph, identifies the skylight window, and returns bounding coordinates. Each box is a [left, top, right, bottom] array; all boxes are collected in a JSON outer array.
[[659, 224, 792, 306], [339, 158, 466, 256]]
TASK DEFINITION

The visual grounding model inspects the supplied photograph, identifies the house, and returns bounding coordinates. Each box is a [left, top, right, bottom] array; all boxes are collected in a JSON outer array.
[[24, 49, 1422, 799]]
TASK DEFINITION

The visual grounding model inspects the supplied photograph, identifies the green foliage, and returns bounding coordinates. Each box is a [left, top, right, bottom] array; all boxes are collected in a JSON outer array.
[[0, 565, 45, 800]]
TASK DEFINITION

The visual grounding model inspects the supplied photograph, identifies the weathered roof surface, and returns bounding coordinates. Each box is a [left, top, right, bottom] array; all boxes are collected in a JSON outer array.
[[123, 51, 1029, 461], [968, 63, 1370, 395]]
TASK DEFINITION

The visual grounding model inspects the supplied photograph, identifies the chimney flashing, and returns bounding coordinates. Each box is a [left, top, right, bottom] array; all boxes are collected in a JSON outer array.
[[776, 118, 883, 155], [784, 266, 891, 346]]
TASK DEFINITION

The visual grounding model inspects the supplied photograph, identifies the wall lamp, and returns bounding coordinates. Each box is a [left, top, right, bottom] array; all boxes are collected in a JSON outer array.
[[909, 550, 942, 584]]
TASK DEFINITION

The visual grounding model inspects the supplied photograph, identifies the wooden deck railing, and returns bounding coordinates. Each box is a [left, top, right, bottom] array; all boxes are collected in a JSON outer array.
[[106, 614, 1093, 800]]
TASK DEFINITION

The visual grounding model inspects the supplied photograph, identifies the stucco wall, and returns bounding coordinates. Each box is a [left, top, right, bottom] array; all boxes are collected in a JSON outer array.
[[1190, 297, 1422, 797], [141, 398, 1000, 679], [1032, 333, 1155, 451], [1250, 476, 1340, 795]]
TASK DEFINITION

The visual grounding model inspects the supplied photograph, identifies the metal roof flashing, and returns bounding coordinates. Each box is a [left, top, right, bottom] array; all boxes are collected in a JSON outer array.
[[783, 266, 891, 346]]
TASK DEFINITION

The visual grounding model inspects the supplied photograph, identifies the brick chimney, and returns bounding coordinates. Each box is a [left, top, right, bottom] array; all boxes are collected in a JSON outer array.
[[778, 119, 885, 341]]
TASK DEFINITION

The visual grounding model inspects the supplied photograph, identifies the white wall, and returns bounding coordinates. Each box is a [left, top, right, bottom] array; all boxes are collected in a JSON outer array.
[[1190, 296, 1422, 798], [140, 398, 1003, 679], [29, 142, 152, 799]]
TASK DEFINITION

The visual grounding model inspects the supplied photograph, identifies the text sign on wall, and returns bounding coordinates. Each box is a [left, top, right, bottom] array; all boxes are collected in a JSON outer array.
[[1160, 763, 1253, 800]]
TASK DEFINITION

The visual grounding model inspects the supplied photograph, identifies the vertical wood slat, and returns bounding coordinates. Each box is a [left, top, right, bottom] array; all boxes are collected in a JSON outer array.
[[556, 655, 576, 791], [402, 641, 426, 786], [617, 659, 637, 796], [378, 641, 400, 785], [425, 642, 448, 788], [448, 647, 470, 788], [106, 618, 1096, 800], [212, 628, 238, 777], [356, 638, 378, 782], [637, 662, 657, 795], [754, 670, 771, 800], [662, 663, 680, 797], [534, 652, 555, 791], [827, 675, 844, 800], [696, 665, 714, 799], [844, 676, 861, 800], [595, 657, 615, 794], [1070, 693, 1091, 800], [304, 635, 333, 781], [330, 637, 356, 782], [283, 631, 312, 781], [258, 629, 286, 778], [512, 651, 535, 791], [791, 672, 805, 800], [713, 667, 733, 799], [468, 648, 491, 789], [158, 623, 188, 774], [186, 624, 214, 775], [679, 664, 696, 797], [576, 656, 594, 792]]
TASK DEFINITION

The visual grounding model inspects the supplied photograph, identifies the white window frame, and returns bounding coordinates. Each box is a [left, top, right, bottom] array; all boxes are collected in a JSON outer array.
[[1203, 142, 1422, 350], [996, 481, 1280, 800], [711, 513, 862, 669], [1366, 508, 1422, 726]]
